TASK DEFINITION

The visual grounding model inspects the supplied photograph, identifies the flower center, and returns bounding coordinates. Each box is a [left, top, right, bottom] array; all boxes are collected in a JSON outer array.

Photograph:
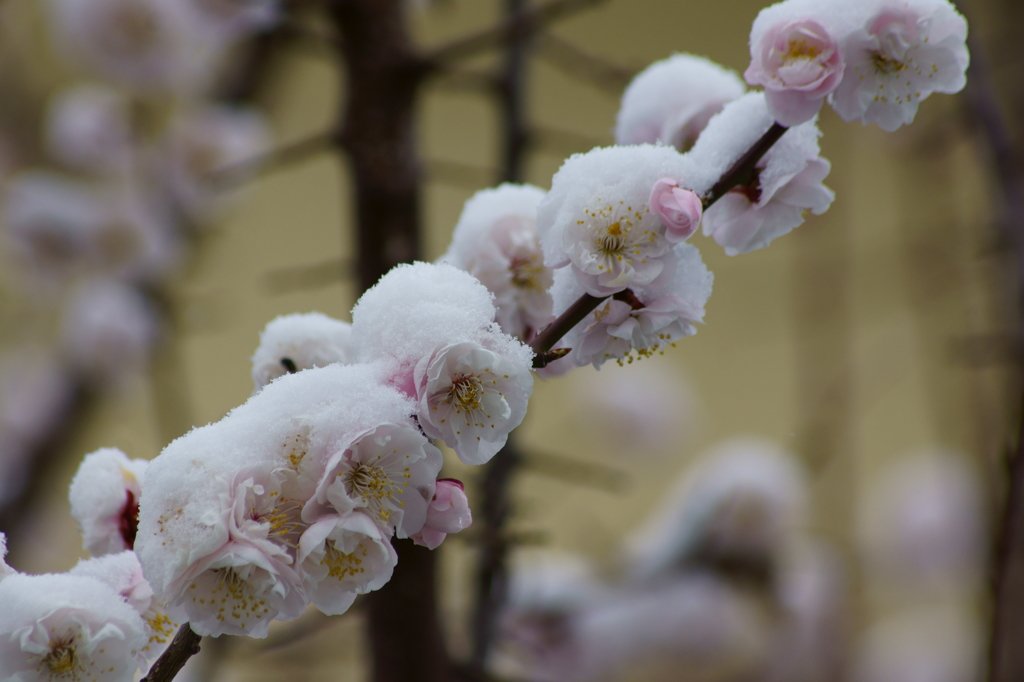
[[344, 464, 396, 503], [871, 51, 905, 74], [785, 39, 821, 60], [43, 640, 78, 676], [448, 374, 484, 412], [105, 3, 160, 58], [323, 541, 369, 580], [509, 254, 545, 290], [598, 222, 627, 255]]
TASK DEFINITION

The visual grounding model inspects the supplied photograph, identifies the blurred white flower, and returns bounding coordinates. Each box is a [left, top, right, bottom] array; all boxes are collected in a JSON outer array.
[[45, 83, 135, 176], [857, 449, 985, 592], [624, 438, 808, 583], [0, 531, 14, 581], [176, 0, 281, 41], [59, 279, 159, 386], [159, 104, 271, 223]]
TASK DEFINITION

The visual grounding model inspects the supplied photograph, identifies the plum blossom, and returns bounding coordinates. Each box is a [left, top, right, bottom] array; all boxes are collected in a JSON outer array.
[[60, 279, 159, 386], [615, 54, 746, 151], [69, 447, 148, 556], [45, 84, 135, 176], [162, 469, 307, 637], [412, 479, 472, 550], [47, 0, 217, 93], [415, 341, 534, 465], [625, 439, 808, 584], [297, 511, 397, 614], [537, 145, 690, 297], [0, 572, 148, 682], [310, 422, 442, 539], [441, 184, 553, 340], [830, 1, 969, 131], [552, 242, 712, 369], [159, 104, 271, 223], [649, 178, 702, 242], [691, 94, 834, 255], [251, 312, 354, 392], [745, 19, 845, 126], [69, 551, 180, 658]]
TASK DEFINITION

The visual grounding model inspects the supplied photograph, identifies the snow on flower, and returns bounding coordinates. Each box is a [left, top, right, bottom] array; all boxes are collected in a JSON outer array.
[[615, 54, 746, 151], [411, 478, 472, 550], [251, 312, 354, 392], [297, 511, 397, 614], [159, 104, 271, 223], [624, 438, 808, 584], [310, 422, 442, 539], [414, 340, 534, 465], [745, 18, 844, 126], [136, 363, 421, 634], [551, 242, 712, 369], [0, 532, 13, 581], [687, 93, 834, 255], [537, 145, 690, 297], [0, 572, 148, 682], [69, 447, 148, 556], [69, 551, 181, 658], [649, 178, 702, 243], [441, 184, 553, 340], [830, 0, 969, 131], [45, 84, 135, 176], [59, 279, 159, 386]]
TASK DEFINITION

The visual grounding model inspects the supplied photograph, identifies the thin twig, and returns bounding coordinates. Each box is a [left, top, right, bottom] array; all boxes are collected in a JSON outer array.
[[535, 31, 635, 94], [139, 624, 202, 682], [528, 122, 790, 366], [208, 130, 338, 189], [423, 0, 607, 67]]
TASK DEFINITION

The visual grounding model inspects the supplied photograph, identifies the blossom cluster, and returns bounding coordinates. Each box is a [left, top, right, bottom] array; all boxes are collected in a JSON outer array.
[[745, 0, 969, 129], [133, 263, 531, 637]]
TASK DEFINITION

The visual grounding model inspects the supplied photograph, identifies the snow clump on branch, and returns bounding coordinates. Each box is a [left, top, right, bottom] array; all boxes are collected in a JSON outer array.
[[616, 54, 747, 151], [251, 312, 353, 392]]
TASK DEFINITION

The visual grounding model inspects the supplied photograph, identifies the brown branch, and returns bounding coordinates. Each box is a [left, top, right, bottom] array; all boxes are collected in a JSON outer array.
[[139, 624, 202, 682], [207, 130, 338, 189], [423, 0, 607, 67], [529, 122, 791, 367], [535, 31, 635, 94]]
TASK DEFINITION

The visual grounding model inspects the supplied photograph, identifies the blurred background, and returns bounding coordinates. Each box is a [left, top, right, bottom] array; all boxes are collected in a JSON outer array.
[[0, 0, 1020, 680]]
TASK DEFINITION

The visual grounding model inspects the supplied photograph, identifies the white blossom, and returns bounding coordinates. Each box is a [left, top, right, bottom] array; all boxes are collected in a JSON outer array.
[[689, 93, 835, 255], [624, 439, 808, 584], [414, 340, 534, 465], [251, 312, 354, 392], [296, 511, 397, 614], [0, 532, 13, 581], [47, 0, 218, 94], [0, 572, 147, 682], [309, 422, 442, 539], [158, 104, 271, 223], [60, 279, 159, 386], [45, 84, 135, 176], [441, 184, 553, 340], [69, 551, 181, 659], [69, 447, 148, 556], [552, 242, 712, 369], [830, 0, 969, 132], [615, 54, 746, 151]]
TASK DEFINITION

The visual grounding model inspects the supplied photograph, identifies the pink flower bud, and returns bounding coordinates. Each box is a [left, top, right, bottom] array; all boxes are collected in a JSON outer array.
[[412, 478, 473, 550], [649, 179, 702, 243], [745, 19, 844, 126]]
